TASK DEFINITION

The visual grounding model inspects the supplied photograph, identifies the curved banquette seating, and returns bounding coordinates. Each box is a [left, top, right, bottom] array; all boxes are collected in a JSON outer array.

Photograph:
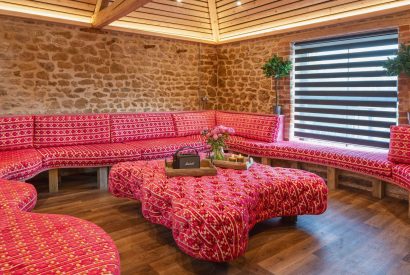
[[0, 111, 409, 216], [0, 179, 120, 274]]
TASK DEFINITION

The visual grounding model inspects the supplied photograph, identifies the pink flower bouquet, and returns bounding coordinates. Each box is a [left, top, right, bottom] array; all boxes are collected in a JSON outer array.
[[202, 125, 235, 160]]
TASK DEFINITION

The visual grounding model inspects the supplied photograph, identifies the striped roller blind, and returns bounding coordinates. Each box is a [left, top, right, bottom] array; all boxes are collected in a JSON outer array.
[[293, 30, 398, 149]]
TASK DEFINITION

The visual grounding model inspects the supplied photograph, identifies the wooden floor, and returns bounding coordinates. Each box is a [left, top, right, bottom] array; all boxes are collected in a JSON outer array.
[[31, 172, 410, 275]]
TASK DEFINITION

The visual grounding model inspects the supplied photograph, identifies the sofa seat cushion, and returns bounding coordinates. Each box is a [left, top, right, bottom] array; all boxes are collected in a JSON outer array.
[[0, 115, 34, 151], [275, 142, 392, 178], [227, 135, 274, 155], [0, 180, 37, 211], [38, 143, 141, 168], [173, 111, 216, 136], [126, 136, 208, 160], [388, 125, 410, 164], [0, 210, 120, 274], [228, 137, 392, 178], [392, 164, 410, 190], [111, 113, 176, 143], [0, 149, 43, 180], [216, 111, 283, 142], [34, 114, 111, 148]]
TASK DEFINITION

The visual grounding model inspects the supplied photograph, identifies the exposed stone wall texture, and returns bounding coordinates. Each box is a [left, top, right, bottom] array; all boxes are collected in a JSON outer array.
[[0, 13, 409, 200], [217, 10, 410, 139], [0, 15, 218, 114]]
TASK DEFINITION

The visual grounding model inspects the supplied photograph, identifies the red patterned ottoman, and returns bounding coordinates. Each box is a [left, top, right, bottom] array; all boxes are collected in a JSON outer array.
[[109, 160, 328, 262]]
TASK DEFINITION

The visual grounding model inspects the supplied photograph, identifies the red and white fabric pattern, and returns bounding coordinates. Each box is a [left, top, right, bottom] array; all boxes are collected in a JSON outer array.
[[0, 179, 121, 274], [0, 149, 43, 180], [0, 115, 34, 151], [126, 136, 208, 160], [109, 160, 327, 262], [173, 111, 216, 136], [0, 210, 121, 274], [388, 125, 410, 164], [392, 164, 410, 190], [111, 113, 177, 143], [228, 137, 393, 178], [38, 143, 141, 168], [216, 111, 283, 142], [109, 161, 146, 200], [0, 180, 37, 211], [34, 114, 110, 148]]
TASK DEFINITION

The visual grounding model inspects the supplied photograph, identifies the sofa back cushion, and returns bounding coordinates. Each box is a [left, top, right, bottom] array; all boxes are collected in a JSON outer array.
[[111, 113, 176, 143], [216, 111, 284, 143], [0, 115, 34, 151], [388, 125, 410, 164], [173, 111, 216, 137], [34, 114, 110, 148]]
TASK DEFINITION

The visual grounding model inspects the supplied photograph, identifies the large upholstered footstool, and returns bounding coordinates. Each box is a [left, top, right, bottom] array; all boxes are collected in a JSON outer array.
[[109, 160, 328, 262]]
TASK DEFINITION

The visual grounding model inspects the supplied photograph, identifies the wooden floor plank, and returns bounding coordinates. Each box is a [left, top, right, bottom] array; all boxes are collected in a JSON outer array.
[[29, 172, 410, 274]]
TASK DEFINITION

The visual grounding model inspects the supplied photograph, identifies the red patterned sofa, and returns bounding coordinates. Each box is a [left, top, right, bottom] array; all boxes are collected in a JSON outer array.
[[0, 179, 120, 274], [0, 110, 409, 217]]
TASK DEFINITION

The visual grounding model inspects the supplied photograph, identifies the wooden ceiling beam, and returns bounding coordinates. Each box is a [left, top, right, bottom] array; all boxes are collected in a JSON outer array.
[[207, 0, 220, 42], [92, 0, 109, 22], [92, 0, 152, 28]]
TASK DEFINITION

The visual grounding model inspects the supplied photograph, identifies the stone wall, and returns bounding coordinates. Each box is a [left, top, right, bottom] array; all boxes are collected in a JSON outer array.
[[0, 13, 409, 200], [0, 15, 218, 114], [217, 10, 410, 140]]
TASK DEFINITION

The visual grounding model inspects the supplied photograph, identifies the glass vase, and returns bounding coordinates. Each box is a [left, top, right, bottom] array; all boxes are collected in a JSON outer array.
[[212, 146, 225, 160]]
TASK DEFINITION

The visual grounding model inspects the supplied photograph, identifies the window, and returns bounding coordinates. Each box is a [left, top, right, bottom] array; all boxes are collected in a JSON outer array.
[[292, 30, 398, 149]]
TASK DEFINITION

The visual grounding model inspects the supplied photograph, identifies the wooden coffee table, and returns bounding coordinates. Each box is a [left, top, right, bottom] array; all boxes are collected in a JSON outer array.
[[109, 160, 328, 262]]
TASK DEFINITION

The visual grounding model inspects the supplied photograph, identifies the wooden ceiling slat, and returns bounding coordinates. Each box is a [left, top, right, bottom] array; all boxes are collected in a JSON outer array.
[[121, 15, 212, 33], [112, 20, 214, 39], [152, 0, 209, 13], [138, 7, 210, 23], [216, 0, 245, 9], [145, 2, 210, 18], [0, 0, 93, 16], [217, 0, 265, 13], [219, 0, 338, 30], [128, 10, 211, 29], [220, 0, 399, 37], [174, 0, 209, 8], [218, 0, 300, 23], [218, 0, 296, 18], [75, 0, 97, 5], [27, 0, 95, 11]]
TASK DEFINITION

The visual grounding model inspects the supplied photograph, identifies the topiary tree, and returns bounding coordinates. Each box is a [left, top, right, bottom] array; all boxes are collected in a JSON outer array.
[[384, 43, 410, 123], [262, 55, 292, 115], [384, 43, 410, 76]]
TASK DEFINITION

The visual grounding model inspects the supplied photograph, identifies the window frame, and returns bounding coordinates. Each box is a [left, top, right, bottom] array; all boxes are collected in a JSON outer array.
[[290, 30, 399, 151]]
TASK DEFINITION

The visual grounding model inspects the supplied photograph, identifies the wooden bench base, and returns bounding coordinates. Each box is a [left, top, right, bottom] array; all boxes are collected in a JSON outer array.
[[97, 167, 109, 191], [48, 167, 109, 193]]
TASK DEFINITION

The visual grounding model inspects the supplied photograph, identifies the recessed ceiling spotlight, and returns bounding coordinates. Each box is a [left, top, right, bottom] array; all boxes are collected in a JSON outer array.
[[236, 1, 242, 6], [176, 0, 182, 2]]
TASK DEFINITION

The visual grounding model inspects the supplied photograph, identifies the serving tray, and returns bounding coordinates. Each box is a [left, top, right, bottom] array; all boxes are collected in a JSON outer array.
[[165, 159, 217, 177], [210, 156, 254, 170]]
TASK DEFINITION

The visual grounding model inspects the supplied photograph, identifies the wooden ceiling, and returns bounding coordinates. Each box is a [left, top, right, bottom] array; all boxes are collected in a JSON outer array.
[[0, 0, 410, 43]]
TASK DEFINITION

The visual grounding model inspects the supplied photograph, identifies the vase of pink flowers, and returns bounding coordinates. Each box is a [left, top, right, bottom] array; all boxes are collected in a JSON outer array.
[[202, 125, 235, 160]]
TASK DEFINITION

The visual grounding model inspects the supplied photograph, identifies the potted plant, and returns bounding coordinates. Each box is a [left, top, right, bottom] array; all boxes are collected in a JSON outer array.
[[262, 55, 292, 115], [384, 43, 410, 123]]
